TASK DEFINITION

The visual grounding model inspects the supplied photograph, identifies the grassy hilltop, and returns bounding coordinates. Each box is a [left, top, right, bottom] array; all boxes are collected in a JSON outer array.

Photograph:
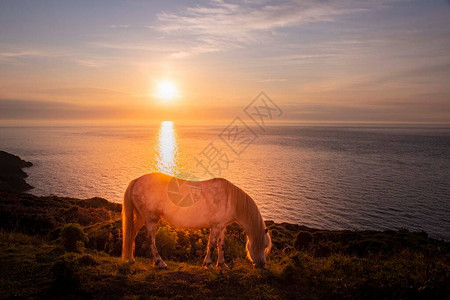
[[0, 151, 449, 299]]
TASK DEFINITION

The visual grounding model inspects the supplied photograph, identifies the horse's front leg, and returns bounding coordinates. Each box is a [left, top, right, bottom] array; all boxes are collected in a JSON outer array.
[[146, 220, 168, 269], [202, 226, 221, 268], [216, 228, 229, 269]]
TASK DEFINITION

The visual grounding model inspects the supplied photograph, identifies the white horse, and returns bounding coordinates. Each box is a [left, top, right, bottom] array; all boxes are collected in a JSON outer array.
[[122, 173, 271, 269]]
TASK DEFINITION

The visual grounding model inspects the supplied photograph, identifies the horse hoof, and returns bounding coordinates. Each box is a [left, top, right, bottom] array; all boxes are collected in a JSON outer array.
[[202, 263, 213, 270], [217, 263, 230, 270], [156, 262, 168, 270]]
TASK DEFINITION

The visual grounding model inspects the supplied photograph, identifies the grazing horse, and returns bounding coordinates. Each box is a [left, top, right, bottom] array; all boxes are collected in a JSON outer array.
[[122, 173, 271, 269]]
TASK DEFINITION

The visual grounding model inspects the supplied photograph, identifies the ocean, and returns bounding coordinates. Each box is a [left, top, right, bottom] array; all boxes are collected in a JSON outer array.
[[1, 123, 449, 239]]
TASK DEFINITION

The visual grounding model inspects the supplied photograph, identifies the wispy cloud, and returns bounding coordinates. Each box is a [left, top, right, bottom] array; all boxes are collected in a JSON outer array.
[[36, 87, 131, 97], [90, 42, 179, 53], [75, 59, 105, 68], [110, 24, 130, 29], [0, 50, 44, 63], [0, 47, 79, 65], [1, 44, 148, 68], [259, 78, 288, 82], [154, 0, 387, 57]]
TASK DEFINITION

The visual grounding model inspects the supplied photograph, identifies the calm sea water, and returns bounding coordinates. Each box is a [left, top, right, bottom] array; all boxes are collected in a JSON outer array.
[[1, 124, 449, 239]]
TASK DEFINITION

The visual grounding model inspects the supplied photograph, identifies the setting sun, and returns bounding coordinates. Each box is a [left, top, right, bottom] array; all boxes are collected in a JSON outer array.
[[155, 80, 179, 102]]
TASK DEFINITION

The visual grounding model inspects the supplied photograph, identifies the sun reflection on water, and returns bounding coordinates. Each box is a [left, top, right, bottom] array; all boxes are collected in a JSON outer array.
[[156, 121, 179, 175]]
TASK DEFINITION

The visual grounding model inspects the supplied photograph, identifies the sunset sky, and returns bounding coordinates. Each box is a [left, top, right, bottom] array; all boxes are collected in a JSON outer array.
[[1, 0, 449, 124]]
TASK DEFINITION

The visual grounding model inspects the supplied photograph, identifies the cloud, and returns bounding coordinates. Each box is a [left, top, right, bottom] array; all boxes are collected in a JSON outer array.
[[75, 59, 105, 68], [0, 99, 92, 120], [345, 63, 450, 91], [0, 50, 44, 63], [0, 47, 80, 65], [110, 24, 130, 29], [154, 0, 388, 57], [279, 54, 338, 60], [90, 41, 183, 53], [2, 94, 448, 124], [0, 98, 250, 123], [284, 98, 450, 123], [259, 78, 288, 82], [36, 87, 131, 97], [0, 99, 132, 121]]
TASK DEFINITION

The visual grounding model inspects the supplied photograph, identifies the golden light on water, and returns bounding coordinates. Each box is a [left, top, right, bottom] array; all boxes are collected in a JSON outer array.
[[156, 121, 179, 175]]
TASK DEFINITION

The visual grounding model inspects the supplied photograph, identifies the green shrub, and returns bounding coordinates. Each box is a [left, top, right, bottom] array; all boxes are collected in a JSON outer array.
[[59, 223, 88, 252], [78, 254, 98, 266], [86, 221, 122, 256], [290, 252, 307, 270], [312, 242, 332, 258], [294, 231, 313, 250], [156, 224, 178, 258]]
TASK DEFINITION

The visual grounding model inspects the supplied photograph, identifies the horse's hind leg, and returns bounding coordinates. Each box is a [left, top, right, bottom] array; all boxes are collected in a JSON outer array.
[[216, 228, 229, 269], [128, 211, 144, 262], [146, 220, 168, 269], [203, 226, 222, 268], [133, 212, 145, 239]]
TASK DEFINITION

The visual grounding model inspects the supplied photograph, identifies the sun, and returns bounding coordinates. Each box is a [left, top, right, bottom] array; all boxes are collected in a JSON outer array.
[[155, 80, 179, 102]]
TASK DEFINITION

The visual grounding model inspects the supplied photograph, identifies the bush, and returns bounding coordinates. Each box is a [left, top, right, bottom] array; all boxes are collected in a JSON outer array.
[[59, 223, 88, 252], [294, 231, 313, 250], [312, 242, 332, 258], [156, 224, 178, 258], [86, 221, 122, 256], [78, 254, 98, 266]]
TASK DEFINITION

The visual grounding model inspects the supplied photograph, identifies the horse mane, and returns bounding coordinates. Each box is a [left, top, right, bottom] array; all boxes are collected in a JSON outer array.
[[226, 180, 266, 254]]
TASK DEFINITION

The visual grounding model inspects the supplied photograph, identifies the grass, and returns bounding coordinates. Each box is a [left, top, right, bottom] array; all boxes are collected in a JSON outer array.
[[0, 190, 449, 299]]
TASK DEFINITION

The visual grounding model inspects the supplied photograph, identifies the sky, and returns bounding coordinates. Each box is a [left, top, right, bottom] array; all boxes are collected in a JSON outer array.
[[0, 0, 449, 125]]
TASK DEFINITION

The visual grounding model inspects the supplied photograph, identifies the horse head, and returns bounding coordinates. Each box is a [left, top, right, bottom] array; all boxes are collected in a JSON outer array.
[[246, 227, 272, 268]]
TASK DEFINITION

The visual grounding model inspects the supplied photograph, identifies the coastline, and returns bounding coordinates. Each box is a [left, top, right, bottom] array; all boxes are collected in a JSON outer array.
[[0, 151, 448, 299], [0, 150, 33, 193]]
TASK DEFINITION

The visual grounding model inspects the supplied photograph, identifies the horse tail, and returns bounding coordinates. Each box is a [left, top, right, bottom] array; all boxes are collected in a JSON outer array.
[[122, 179, 137, 262]]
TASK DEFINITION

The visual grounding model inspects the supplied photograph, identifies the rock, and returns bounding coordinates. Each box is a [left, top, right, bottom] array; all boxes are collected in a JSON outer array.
[[0, 150, 33, 192]]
